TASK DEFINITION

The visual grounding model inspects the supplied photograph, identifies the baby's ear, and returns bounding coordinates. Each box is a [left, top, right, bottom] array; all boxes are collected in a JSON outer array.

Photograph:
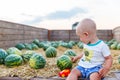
[[84, 32, 89, 36]]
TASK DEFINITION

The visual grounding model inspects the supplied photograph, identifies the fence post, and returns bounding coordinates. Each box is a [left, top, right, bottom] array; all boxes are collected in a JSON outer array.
[[48, 30, 51, 41]]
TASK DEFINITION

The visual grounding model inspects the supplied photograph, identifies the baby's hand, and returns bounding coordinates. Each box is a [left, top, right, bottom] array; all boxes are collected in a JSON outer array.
[[99, 67, 109, 78], [71, 56, 78, 63]]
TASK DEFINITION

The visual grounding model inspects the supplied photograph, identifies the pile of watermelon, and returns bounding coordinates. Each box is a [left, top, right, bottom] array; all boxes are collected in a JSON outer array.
[[15, 39, 82, 51], [0, 47, 46, 69], [0, 39, 79, 71], [0, 38, 120, 76], [106, 39, 120, 50]]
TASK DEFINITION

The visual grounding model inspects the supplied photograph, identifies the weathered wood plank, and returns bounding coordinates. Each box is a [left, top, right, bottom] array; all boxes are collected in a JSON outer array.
[[114, 72, 120, 79], [30, 78, 118, 80], [103, 77, 118, 80], [0, 77, 22, 80], [0, 77, 118, 80]]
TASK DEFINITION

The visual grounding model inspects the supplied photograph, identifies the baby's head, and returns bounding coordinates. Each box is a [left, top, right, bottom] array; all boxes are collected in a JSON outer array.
[[76, 18, 97, 44]]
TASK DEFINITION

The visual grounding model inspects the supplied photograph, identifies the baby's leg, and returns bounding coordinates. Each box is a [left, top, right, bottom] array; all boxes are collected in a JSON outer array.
[[89, 72, 101, 80], [66, 68, 81, 80]]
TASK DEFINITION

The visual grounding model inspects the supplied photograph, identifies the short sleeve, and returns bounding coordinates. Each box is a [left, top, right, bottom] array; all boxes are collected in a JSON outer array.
[[102, 43, 111, 57]]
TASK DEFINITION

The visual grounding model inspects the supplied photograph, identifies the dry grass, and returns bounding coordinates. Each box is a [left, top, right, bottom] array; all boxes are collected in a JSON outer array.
[[0, 46, 120, 80]]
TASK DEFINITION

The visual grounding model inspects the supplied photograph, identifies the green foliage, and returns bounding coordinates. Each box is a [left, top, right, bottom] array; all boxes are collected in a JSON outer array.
[[72, 22, 79, 30]]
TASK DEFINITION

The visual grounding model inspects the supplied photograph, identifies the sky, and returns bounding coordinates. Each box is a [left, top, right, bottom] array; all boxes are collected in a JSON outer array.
[[0, 0, 120, 30]]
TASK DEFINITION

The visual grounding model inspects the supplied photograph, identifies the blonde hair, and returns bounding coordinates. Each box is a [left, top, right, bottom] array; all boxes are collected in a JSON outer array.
[[76, 18, 96, 36]]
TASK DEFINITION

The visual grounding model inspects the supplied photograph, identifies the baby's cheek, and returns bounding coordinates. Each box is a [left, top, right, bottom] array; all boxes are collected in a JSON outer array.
[[79, 37, 83, 41]]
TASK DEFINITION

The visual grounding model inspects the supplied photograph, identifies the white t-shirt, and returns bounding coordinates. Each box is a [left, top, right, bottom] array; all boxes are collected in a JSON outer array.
[[78, 40, 111, 68]]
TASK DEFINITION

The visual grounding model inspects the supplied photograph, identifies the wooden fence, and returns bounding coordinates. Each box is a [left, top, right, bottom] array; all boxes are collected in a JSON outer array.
[[0, 20, 48, 49], [49, 30, 113, 41], [0, 20, 113, 49]]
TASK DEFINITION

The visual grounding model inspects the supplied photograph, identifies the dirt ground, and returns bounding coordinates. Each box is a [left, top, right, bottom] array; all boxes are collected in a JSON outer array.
[[0, 46, 120, 80]]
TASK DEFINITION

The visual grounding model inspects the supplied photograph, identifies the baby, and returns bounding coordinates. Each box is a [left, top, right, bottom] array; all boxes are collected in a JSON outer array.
[[66, 18, 112, 80]]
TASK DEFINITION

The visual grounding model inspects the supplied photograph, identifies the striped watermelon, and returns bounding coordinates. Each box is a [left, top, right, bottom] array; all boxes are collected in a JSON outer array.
[[22, 50, 35, 63], [77, 42, 83, 49], [117, 43, 120, 50], [6, 47, 22, 56], [45, 46, 57, 57], [59, 42, 72, 49], [64, 49, 76, 57], [57, 55, 72, 70], [24, 43, 32, 50], [50, 41, 59, 48], [30, 43, 39, 50], [69, 41, 76, 46], [15, 43, 25, 50], [32, 39, 40, 45], [29, 53, 46, 69], [0, 48, 8, 64], [5, 54, 23, 67]]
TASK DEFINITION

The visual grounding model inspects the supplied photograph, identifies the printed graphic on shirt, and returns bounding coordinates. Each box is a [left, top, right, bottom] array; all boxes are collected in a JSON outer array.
[[83, 48, 93, 62]]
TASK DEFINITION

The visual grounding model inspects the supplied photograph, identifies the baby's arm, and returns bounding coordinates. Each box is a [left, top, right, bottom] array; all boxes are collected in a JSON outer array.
[[71, 52, 83, 62], [99, 55, 112, 77]]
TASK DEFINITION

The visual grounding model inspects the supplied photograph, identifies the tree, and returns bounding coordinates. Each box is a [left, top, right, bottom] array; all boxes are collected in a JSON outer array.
[[72, 22, 79, 30]]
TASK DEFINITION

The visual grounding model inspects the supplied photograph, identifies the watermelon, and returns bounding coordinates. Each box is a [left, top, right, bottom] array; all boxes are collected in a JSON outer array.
[[117, 43, 120, 50], [45, 46, 57, 57], [59, 42, 72, 49], [15, 43, 25, 50], [77, 42, 83, 49], [69, 41, 76, 46], [107, 39, 116, 47], [24, 43, 32, 50], [68, 43, 73, 49], [64, 49, 76, 57], [50, 41, 59, 48], [29, 53, 46, 69], [57, 55, 72, 70], [30, 43, 39, 50], [22, 51, 35, 63], [43, 44, 50, 51], [32, 39, 40, 45], [5, 54, 23, 67], [6, 47, 22, 56], [37, 42, 45, 48], [110, 42, 118, 50], [0, 48, 8, 64]]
